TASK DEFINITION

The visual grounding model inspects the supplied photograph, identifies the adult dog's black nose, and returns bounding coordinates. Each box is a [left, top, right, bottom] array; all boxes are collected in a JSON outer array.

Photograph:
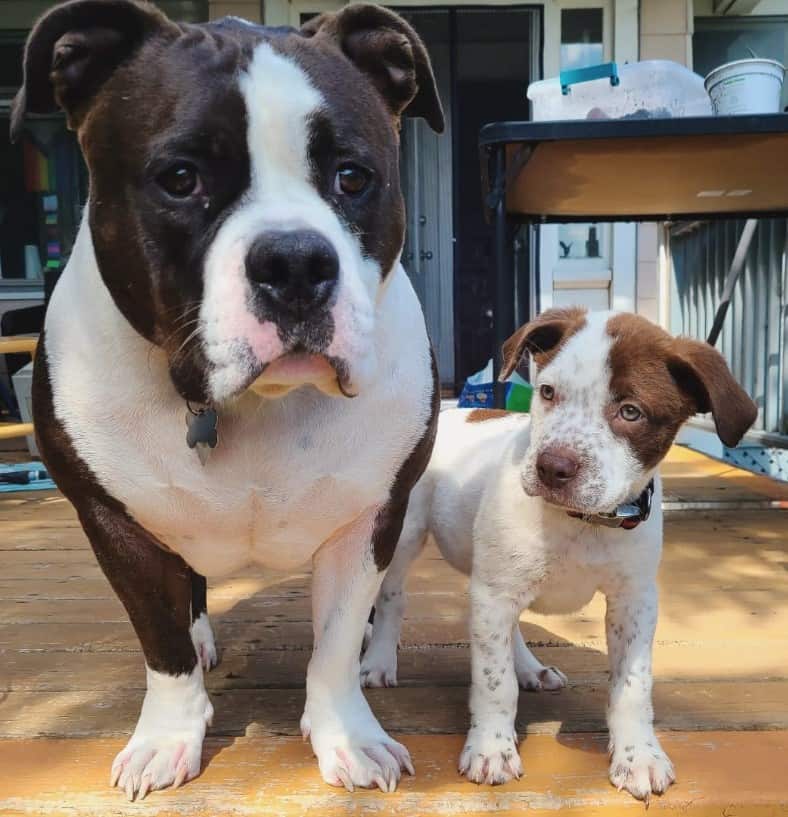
[[537, 448, 580, 489], [245, 230, 339, 319]]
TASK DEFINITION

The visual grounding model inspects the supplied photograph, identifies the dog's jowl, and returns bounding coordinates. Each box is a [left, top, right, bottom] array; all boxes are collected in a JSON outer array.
[[13, 0, 442, 799]]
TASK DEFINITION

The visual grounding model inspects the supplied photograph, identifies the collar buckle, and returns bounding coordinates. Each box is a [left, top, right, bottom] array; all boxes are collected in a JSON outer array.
[[568, 479, 654, 531]]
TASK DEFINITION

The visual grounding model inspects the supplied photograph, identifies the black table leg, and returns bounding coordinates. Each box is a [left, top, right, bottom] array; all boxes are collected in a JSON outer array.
[[492, 146, 515, 409]]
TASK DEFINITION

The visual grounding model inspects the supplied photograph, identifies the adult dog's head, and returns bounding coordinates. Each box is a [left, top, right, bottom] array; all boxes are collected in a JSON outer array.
[[12, 0, 443, 403], [501, 309, 758, 515]]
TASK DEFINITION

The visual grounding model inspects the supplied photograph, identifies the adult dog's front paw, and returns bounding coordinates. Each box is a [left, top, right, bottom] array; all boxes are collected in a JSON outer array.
[[458, 727, 522, 785], [609, 740, 675, 802], [111, 667, 213, 801], [303, 691, 414, 792], [111, 732, 207, 801]]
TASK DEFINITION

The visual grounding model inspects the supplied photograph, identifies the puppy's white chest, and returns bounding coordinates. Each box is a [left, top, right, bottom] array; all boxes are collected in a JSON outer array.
[[528, 556, 601, 614]]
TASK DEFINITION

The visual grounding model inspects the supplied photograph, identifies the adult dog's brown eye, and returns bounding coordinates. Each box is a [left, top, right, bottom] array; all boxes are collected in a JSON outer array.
[[334, 164, 370, 196], [158, 163, 201, 198], [620, 404, 642, 421], [540, 384, 555, 401]]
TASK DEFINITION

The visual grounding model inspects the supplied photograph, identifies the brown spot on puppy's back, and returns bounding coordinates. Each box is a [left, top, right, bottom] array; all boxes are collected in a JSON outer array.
[[467, 408, 511, 423]]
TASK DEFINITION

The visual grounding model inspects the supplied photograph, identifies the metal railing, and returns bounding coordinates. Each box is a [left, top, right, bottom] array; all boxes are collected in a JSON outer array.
[[670, 218, 787, 442]]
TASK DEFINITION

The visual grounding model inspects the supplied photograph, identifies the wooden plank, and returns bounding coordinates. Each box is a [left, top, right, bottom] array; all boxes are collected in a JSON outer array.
[[662, 446, 788, 502], [4, 641, 788, 693], [3, 589, 786, 651], [0, 336, 37, 355], [0, 423, 34, 441], [0, 732, 787, 817], [2, 681, 788, 738]]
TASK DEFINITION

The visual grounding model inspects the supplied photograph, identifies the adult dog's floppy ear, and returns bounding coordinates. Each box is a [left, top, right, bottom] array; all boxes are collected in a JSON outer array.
[[668, 338, 758, 447], [499, 307, 587, 381], [302, 4, 444, 133], [10, 0, 172, 142]]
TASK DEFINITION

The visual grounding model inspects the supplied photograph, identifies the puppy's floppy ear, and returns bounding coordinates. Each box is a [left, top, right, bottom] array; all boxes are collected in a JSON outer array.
[[668, 338, 758, 447], [10, 0, 172, 142], [302, 4, 444, 133], [499, 307, 587, 381]]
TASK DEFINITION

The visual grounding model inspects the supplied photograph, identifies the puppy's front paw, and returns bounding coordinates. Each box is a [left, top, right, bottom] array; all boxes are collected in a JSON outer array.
[[517, 665, 567, 692], [609, 740, 675, 802], [458, 727, 522, 785]]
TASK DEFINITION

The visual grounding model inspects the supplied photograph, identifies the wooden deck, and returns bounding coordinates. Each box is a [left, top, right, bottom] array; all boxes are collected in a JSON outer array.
[[1, 447, 787, 816]]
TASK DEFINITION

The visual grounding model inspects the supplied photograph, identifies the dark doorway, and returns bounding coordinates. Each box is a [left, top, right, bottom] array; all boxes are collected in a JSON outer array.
[[398, 6, 540, 392]]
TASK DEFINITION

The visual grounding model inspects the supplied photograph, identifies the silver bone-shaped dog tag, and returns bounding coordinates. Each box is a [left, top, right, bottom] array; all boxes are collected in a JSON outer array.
[[185, 407, 218, 466]]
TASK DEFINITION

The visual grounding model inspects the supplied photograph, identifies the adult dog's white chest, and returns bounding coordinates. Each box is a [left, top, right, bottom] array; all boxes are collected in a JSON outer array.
[[43, 228, 432, 577]]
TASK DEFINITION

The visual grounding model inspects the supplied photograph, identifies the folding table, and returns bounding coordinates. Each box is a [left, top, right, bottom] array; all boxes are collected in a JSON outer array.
[[479, 113, 788, 407]]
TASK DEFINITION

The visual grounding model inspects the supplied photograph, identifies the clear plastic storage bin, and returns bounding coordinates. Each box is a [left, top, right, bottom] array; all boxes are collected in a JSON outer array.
[[527, 60, 713, 122]]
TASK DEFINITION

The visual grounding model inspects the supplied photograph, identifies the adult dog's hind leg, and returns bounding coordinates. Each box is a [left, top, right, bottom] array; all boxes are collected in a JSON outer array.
[[361, 506, 429, 688], [190, 570, 218, 671]]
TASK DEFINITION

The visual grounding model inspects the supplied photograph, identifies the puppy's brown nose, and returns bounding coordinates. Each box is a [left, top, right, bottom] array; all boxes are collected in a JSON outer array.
[[537, 449, 579, 488]]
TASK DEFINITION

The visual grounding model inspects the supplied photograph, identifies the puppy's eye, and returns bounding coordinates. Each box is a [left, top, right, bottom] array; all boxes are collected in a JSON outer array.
[[620, 404, 642, 421], [334, 164, 370, 196], [157, 163, 201, 198], [540, 384, 555, 401]]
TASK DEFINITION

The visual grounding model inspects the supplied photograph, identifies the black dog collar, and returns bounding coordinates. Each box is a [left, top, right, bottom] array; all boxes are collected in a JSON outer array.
[[567, 479, 654, 530]]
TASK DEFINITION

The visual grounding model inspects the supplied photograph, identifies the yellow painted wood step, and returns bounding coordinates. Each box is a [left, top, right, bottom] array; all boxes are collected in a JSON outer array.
[[1, 732, 786, 816]]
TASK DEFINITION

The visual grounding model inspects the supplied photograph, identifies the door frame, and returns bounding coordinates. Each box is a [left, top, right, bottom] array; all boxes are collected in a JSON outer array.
[[538, 0, 639, 314]]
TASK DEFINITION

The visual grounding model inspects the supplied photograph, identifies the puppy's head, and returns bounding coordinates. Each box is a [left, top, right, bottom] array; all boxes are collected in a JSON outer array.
[[501, 309, 758, 514], [12, 0, 443, 403]]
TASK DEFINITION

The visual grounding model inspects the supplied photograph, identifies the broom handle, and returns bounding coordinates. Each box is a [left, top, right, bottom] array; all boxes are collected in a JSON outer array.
[[706, 218, 758, 347]]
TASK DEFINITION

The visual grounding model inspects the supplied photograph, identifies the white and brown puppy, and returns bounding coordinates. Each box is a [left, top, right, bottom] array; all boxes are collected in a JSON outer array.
[[12, 0, 443, 800], [361, 308, 757, 802]]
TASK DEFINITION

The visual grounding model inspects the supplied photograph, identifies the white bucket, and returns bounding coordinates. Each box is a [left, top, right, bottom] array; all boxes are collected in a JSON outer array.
[[705, 58, 785, 115]]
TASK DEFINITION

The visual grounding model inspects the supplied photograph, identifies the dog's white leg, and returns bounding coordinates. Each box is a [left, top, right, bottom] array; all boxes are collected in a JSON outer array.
[[513, 624, 567, 692], [361, 517, 428, 688], [301, 507, 414, 793], [190, 613, 218, 672], [458, 578, 523, 785], [111, 665, 213, 800], [605, 580, 675, 802], [190, 572, 218, 672]]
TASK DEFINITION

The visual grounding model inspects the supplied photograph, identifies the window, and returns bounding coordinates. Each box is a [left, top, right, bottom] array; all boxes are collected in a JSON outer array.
[[0, 2, 209, 290], [0, 111, 86, 289], [558, 7, 607, 266], [560, 8, 604, 72]]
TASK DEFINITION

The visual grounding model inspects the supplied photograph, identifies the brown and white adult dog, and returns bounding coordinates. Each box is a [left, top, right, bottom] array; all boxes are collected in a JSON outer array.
[[12, 0, 443, 800], [361, 308, 757, 802]]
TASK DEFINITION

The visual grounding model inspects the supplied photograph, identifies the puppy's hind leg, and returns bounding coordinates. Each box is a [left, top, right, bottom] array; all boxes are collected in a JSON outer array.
[[361, 508, 428, 689], [513, 623, 567, 692], [190, 571, 219, 672]]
